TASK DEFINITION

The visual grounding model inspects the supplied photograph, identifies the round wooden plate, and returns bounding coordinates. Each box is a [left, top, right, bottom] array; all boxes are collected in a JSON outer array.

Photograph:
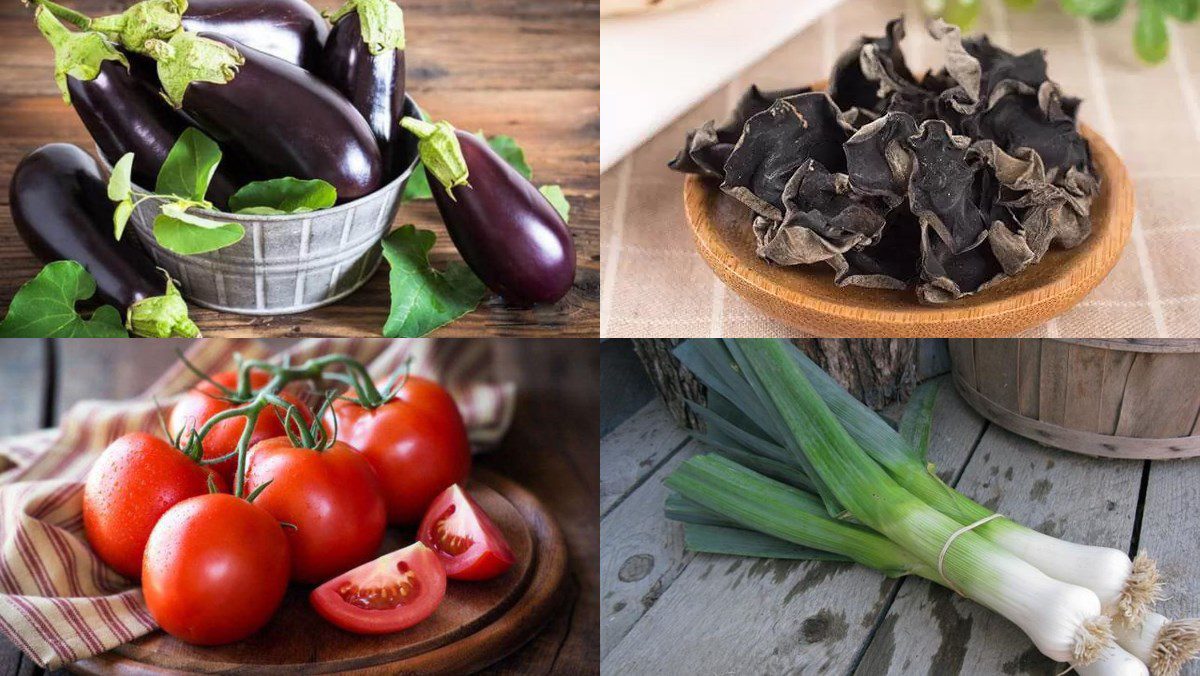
[[71, 469, 568, 675], [684, 123, 1134, 337]]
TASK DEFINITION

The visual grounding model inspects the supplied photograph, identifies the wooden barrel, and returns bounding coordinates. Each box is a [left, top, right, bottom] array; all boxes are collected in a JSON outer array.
[[949, 339, 1200, 460]]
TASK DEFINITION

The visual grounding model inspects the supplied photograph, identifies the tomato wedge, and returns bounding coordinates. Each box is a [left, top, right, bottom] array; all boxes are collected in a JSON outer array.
[[417, 484, 515, 581], [310, 542, 446, 634]]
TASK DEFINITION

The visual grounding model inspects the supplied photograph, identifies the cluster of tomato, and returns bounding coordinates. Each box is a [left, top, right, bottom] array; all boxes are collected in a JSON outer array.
[[81, 369, 515, 645]]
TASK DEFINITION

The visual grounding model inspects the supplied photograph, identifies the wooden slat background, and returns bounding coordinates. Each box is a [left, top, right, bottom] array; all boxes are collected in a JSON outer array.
[[0, 0, 599, 337], [0, 338, 599, 675], [600, 338, 1200, 675]]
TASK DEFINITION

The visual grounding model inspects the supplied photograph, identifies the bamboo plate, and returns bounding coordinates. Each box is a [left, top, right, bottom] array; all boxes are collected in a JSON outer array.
[[71, 469, 569, 675], [683, 122, 1134, 337]]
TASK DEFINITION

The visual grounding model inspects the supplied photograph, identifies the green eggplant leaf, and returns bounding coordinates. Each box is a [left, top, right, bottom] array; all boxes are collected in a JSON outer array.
[[381, 224, 486, 337], [153, 214, 244, 254], [538, 184, 571, 222], [113, 199, 133, 240], [108, 152, 134, 201], [156, 127, 222, 201], [1135, 1, 1170, 63], [486, 135, 532, 179], [229, 177, 338, 214], [0, 261, 129, 337]]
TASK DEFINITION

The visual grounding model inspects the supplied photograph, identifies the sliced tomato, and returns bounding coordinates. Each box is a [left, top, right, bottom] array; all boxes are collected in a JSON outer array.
[[310, 542, 446, 634], [417, 484, 515, 581]]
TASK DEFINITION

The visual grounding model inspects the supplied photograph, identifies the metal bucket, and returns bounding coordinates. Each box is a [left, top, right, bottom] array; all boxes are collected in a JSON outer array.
[[100, 95, 422, 316]]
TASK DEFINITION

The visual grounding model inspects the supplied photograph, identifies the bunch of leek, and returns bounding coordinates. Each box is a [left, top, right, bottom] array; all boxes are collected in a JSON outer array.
[[663, 339, 1199, 675]]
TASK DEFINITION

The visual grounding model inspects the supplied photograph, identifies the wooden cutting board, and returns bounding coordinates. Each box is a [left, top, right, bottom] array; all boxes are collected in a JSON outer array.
[[70, 469, 568, 675], [684, 105, 1134, 338]]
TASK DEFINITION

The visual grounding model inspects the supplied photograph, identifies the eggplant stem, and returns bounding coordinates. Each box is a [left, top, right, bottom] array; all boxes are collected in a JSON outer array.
[[31, 0, 93, 30]]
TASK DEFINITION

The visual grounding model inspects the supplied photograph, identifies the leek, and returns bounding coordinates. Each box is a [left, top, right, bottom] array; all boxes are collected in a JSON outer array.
[[731, 339, 1112, 665], [1113, 614, 1200, 676], [672, 339, 1159, 622]]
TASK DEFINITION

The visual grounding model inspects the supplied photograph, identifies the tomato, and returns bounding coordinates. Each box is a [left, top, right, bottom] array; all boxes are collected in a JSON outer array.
[[142, 493, 290, 645], [82, 432, 224, 580], [418, 484, 515, 581], [324, 377, 471, 524], [169, 370, 312, 484], [310, 542, 446, 634], [244, 437, 387, 584]]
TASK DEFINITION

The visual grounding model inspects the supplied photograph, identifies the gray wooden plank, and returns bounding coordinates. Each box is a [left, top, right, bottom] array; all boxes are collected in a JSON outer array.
[[1138, 460, 1200, 676], [0, 341, 44, 676], [53, 339, 184, 415], [600, 438, 701, 659], [602, 377, 988, 675], [600, 398, 690, 516], [0, 340, 47, 436], [917, 339, 950, 381], [856, 422, 1142, 675]]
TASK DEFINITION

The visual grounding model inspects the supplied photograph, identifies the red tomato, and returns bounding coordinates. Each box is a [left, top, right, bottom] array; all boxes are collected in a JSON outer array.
[[169, 370, 312, 484], [310, 542, 446, 634], [244, 437, 387, 583], [82, 432, 224, 580], [324, 377, 471, 524], [142, 493, 290, 645], [418, 484, 515, 580]]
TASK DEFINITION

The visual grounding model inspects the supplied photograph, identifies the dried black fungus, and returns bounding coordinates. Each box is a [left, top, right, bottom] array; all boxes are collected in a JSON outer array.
[[669, 16, 1100, 304]]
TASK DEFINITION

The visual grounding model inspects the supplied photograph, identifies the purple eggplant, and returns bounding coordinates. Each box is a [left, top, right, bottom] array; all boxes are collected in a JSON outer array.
[[402, 118, 576, 305], [148, 31, 383, 201], [9, 144, 199, 337], [37, 0, 327, 71], [319, 0, 407, 178], [183, 0, 328, 71], [35, 8, 240, 207]]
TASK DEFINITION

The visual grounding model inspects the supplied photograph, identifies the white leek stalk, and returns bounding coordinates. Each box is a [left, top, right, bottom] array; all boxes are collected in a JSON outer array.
[[777, 343, 1163, 622], [1074, 643, 1150, 676], [738, 341, 1115, 665], [1113, 613, 1200, 676]]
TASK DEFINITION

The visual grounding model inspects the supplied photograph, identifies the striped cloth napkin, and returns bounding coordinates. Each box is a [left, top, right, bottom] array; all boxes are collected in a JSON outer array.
[[0, 338, 516, 669]]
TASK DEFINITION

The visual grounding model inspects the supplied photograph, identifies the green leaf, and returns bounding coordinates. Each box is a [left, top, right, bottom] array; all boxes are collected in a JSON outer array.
[[942, 0, 981, 27], [153, 214, 244, 254], [228, 177, 338, 214], [1004, 0, 1040, 10], [401, 163, 433, 201], [0, 261, 129, 337], [108, 153, 134, 201], [1135, 0, 1170, 63], [486, 135, 532, 180], [156, 128, 223, 201], [538, 184, 570, 222], [898, 378, 942, 461], [1061, 0, 1125, 17], [381, 224, 487, 337], [161, 202, 228, 228], [113, 199, 133, 240], [1162, 0, 1199, 20]]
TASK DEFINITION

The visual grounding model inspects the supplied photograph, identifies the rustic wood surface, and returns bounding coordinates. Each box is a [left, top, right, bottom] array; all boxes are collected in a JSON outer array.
[[952, 339, 1200, 459], [631, 338, 918, 431], [0, 0, 599, 337], [600, 339, 1199, 675], [0, 338, 598, 676], [682, 119, 1134, 337]]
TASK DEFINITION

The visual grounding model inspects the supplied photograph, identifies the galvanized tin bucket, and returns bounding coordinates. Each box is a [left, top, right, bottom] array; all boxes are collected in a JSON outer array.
[[100, 95, 422, 316]]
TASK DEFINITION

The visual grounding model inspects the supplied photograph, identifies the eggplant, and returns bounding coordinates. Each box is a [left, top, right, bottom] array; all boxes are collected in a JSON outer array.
[[148, 32, 384, 202], [9, 144, 199, 338], [402, 118, 576, 305], [183, 0, 329, 71], [37, 0, 327, 71], [320, 0, 407, 177], [35, 8, 240, 207]]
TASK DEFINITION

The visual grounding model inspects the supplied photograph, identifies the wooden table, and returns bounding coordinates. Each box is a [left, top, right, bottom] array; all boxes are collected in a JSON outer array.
[[600, 341, 1200, 674], [0, 338, 599, 675], [0, 0, 599, 337]]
